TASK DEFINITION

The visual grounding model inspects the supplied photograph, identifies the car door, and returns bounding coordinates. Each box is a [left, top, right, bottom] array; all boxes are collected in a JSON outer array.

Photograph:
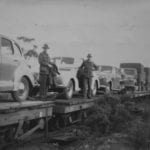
[[0, 37, 19, 91]]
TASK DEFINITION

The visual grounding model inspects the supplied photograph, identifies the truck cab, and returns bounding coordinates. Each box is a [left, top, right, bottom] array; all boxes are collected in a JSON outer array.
[[120, 68, 138, 92], [120, 63, 145, 91]]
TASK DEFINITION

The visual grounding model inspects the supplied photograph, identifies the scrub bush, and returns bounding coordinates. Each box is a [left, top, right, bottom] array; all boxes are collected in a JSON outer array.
[[85, 95, 134, 135]]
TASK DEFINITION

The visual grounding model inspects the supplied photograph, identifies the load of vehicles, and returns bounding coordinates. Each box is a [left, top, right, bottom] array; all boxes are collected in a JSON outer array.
[[0, 34, 150, 102]]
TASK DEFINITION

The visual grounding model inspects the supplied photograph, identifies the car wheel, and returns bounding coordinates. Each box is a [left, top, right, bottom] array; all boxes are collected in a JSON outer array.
[[64, 80, 74, 100], [91, 81, 97, 97], [12, 77, 30, 102]]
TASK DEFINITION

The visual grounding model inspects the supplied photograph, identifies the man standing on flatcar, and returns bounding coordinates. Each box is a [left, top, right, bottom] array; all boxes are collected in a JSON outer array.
[[38, 43, 52, 100], [80, 53, 97, 99]]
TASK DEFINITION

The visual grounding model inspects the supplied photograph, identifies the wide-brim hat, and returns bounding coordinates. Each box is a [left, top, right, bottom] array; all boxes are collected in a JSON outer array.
[[42, 43, 50, 50], [87, 53, 92, 58]]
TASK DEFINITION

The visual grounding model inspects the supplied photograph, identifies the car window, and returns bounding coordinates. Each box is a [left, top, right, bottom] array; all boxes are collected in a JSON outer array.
[[13, 43, 22, 56], [1, 38, 13, 55], [101, 66, 112, 73], [52, 57, 75, 67]]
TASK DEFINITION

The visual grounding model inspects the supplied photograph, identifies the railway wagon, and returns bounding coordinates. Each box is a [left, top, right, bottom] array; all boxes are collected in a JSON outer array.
[[0, 100, 54, 145], [52, 98, 95, 129], [0, 95, 96, 148], [144, 67, 150, 91], [120, 63, 145, 91]]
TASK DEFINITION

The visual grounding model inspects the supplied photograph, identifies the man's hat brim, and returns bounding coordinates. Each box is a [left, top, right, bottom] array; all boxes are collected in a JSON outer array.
[[87, 54, 92, 58], [42, 45, 50, 50]]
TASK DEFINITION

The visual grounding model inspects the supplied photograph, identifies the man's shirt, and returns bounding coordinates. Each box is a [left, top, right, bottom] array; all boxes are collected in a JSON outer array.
[[80, 59, 97, 78], [38, 51, 50, 75]]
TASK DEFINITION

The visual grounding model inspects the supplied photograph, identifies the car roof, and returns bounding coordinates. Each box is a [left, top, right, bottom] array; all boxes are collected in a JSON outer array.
[[0, 34, 15, 42], [0, 34, 19, 44]]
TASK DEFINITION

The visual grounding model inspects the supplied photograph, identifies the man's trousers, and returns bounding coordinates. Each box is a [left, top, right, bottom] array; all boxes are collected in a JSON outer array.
[[39, 74, 49, 98], [83, 77, 93, 98]]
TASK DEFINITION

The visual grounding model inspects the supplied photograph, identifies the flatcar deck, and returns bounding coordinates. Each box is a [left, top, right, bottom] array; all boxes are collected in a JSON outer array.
[[0, 100, 54, 127], [0, 100, 53, 112], [54, 98, 95, 114], [131, 91, 150, 98]]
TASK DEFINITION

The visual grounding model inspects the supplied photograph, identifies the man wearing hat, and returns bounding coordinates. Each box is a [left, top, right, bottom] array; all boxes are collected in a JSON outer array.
[[38, 43, 52, 99], [80, 53, 97, 99]]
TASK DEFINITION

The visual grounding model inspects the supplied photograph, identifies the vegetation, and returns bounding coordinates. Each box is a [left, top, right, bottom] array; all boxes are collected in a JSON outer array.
[[83, 95, 150, 150], [17, 36, 35, 43], [24, 49, 38, 58]]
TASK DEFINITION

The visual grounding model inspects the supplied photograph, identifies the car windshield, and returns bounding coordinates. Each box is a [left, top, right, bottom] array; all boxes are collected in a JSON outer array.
[[52, 57, 75, 67], [124, 69, 136, 75], [101, 66, 113, 73]]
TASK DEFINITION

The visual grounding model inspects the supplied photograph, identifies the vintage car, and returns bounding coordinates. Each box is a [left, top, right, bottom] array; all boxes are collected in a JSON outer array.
[[97, 65, 122, 92], [50, 56, 80, 99], [50, 57, 100, 99], [120, 68, 138, 92], [0, 35, 37, 101], [34, 56, 100, 99]]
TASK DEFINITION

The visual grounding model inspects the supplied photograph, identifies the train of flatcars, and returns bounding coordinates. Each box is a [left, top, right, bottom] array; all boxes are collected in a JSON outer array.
[[1, 35, 150, 147], [0, 90, 150, 148]]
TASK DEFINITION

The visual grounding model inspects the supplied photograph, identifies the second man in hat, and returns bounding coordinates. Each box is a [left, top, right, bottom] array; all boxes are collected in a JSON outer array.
[[80, 53, 98, 99]]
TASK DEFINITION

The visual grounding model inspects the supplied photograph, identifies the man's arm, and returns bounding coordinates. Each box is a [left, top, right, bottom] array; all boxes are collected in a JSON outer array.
[[79, 61, 85, 69], [93, 62, 98, 70]]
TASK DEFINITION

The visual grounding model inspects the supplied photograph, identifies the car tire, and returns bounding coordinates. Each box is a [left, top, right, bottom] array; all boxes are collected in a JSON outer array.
[[91, 81, 97, 97], [12, 77, 30, 102], [64, 80, 74, 100]]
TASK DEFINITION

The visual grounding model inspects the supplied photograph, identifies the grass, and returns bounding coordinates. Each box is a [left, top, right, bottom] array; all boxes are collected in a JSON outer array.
[[83, 95, 150, 150]]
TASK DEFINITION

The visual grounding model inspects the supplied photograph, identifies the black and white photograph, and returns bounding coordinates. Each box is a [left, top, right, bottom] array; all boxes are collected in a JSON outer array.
[[0, 0, 150, 149]]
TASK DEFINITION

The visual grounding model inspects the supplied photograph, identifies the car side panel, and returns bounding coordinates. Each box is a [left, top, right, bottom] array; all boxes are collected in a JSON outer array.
[[0, 37, 18, 91], [54, 68, 80, 91]]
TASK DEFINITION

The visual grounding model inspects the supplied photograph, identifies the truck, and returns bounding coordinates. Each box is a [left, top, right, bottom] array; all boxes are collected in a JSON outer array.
[[144, 67, 150, 91], [120, 68, 138, 92], [120, 63, 145, 91]]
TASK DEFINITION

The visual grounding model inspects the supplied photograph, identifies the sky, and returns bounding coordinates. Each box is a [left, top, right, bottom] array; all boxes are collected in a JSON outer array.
[[0, 0, 150, 67]]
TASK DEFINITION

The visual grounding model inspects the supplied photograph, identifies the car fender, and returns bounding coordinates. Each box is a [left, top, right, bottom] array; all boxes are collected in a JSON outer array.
[[59, 71, 79, 90], [92, 75, 100, 89], [13, 62, 35, 91]]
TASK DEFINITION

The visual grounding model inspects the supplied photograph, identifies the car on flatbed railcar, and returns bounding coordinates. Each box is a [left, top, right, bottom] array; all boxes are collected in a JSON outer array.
[[50, 56, 80, 99], [34, 56, 100, 99], [97, 65, 123, 92], [0, 35, 37, 101]]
